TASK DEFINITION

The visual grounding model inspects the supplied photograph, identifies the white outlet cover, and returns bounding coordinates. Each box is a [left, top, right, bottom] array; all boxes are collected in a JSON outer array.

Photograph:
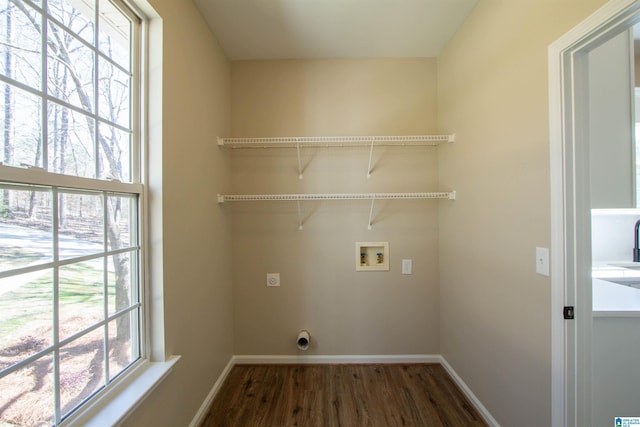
[[535, 247, 549, 276], [402, 259, 412, 275], [266, 273, 280, 287]]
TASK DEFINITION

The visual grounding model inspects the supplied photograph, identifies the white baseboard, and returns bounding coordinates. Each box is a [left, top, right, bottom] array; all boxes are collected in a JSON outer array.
[[190, 354, 499, 427], [233, 354, 441, 364], [188, 357, 235, 427], [439, 356, 500, 427]]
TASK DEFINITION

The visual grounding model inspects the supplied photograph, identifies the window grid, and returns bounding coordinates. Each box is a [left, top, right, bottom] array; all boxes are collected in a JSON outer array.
[[52, 185, 61, 423], [0, 185, 142, 423], [2, 0, 135, 178], [0, 0, 144, 424]]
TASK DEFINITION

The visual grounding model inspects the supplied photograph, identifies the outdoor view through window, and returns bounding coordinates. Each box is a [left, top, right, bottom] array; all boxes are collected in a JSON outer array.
[[0, 0, 143, 425]]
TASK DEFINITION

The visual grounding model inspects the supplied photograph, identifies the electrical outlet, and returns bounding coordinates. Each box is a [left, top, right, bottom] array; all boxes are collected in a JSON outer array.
[[266, 273, 280, 287]]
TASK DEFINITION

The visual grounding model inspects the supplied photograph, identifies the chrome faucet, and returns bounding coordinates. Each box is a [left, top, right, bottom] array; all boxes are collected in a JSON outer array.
[[634, 219, 640, 262]]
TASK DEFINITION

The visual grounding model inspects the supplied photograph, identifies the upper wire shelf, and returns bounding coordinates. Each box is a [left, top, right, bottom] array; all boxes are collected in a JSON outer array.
[[217, 134, 455, 148], [217, 192, 456, 203]]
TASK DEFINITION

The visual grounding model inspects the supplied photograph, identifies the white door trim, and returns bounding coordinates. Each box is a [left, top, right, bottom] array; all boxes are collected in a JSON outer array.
[[549, 1, 640, 426]]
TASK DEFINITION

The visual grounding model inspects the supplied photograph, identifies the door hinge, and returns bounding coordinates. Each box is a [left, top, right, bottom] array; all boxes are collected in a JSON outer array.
[[563, 306, 575, 320]]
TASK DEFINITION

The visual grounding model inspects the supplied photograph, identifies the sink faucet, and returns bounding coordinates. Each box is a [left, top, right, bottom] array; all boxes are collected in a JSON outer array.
[[634, 220, 640, 262]]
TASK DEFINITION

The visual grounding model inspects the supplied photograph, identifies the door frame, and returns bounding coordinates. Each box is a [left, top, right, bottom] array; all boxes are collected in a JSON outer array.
[[549, 0, 640, 425]]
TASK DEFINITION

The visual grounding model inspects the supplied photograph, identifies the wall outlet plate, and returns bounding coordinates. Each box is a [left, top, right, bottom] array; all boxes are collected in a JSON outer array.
[[402, 259, 412, 275], [536, 247, 549, 276], [266, 273, 280, 287]]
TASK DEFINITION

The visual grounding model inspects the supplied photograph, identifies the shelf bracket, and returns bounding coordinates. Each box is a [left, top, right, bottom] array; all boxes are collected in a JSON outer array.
[[297, 200, 304, 230], [368, 195, 376, 230], [367, 137, 375, 178], [296, 141, 303, 179]]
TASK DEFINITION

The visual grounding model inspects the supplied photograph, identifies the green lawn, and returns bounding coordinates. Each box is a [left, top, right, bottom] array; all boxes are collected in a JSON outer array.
[[0, 246, 44, 270], [0, 253, 115, 350]]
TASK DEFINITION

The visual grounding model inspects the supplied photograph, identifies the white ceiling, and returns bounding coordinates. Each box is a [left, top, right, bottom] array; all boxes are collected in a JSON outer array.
[[193, 0, 479, 60]]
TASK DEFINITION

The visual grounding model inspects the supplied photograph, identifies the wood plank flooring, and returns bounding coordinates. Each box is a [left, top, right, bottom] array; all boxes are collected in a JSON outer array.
[[201, 363, 488, 427]]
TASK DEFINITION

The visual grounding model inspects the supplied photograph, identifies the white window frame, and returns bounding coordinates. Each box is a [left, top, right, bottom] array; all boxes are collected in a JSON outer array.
[[0, 1, 176, 425]]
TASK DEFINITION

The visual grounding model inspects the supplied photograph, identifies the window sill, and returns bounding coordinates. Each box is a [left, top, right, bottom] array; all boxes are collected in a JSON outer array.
[[63, 355, 181, 427]]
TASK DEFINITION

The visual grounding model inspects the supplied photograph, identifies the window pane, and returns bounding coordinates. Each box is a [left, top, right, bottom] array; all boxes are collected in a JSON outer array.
[[106, 193, 135, 250], [98, 56, 130, 128], [98, 122, 130, 182], [0, 81, 43, 169], [98, 0, 131, 71], [107, 311, 138, 381], [58, 259, 104, 341], [0, 354, 54, 427], [47, 23, 95, 113], [48, 103, 96, 178], [0, 1, 42, 90], [108, 252, 133, 314], [0, 186, 53, 272], [48, 0, 95, 45], [0, 269, 53, 364], [58, 192, 103, 260], [59, 327, 105, 418]]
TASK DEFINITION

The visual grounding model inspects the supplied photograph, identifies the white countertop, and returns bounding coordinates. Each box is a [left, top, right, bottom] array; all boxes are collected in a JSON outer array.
[[592, 262, 640, 311]]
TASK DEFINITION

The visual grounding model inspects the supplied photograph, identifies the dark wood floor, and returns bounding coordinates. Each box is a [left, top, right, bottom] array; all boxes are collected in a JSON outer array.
[[201, 363, 488, 427]]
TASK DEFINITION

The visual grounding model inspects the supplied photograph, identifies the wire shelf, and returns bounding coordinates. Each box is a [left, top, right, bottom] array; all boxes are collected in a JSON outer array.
[[217, 192, 456, 203], [217, 134, 455, 148]]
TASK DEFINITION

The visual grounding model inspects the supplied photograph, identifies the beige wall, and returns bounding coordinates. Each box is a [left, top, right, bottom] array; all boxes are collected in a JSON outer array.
[[122, 0, 233, 425], [437, 1, 608, 425], [230, 59, 442, 355]]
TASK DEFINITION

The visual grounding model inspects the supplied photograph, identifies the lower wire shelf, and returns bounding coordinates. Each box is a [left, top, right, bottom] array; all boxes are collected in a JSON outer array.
[[217, 191, 456, 230]]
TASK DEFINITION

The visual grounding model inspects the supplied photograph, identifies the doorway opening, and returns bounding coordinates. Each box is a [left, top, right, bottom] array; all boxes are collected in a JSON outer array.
[[550, 0, 640, 425]]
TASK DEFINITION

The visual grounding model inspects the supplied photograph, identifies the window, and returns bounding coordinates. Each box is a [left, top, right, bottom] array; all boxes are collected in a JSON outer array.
[[0, 0, 144, 425]]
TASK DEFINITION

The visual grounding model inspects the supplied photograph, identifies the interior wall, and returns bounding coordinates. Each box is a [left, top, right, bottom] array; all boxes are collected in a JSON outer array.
[[436, 1, 608, 426], [122, 0, 233, 425], [230, 58, 442, 355], [589, 30, 634, 209]]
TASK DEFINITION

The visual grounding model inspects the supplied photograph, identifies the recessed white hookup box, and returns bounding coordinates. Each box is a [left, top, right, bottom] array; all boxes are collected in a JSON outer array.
[[356, 242, 389, 271]]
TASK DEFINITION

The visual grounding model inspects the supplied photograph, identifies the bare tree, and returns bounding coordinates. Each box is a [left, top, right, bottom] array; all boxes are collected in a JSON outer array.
[[8, 0, 133, 342]]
